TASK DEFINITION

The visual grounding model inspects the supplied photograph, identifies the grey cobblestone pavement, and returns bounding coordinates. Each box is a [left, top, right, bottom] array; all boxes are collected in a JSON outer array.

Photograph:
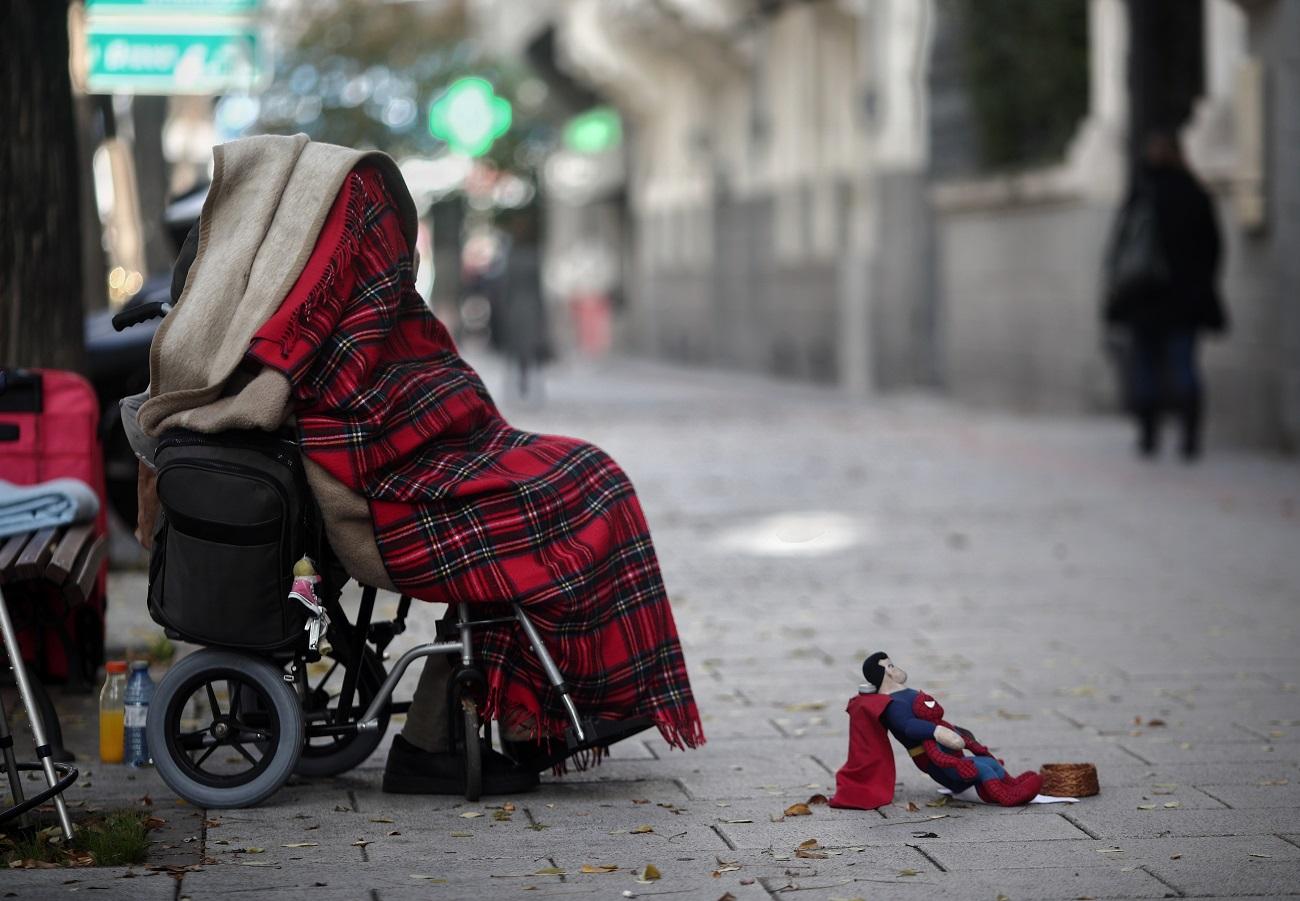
[[7, 354, 1299, 900]]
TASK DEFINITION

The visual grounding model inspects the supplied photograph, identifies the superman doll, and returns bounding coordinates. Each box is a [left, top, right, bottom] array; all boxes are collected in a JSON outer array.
[[829, 651, 1041, 809]]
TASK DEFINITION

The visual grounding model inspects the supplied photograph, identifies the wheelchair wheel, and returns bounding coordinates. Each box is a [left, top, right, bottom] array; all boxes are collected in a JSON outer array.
[[295, 632, 389, 778], [461, 696, 482, 802], [147, 649, 302, 809]]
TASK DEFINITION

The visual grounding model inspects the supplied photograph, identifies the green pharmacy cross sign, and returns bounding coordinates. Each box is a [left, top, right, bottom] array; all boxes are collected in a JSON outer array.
[[428, 77, 512, 158]]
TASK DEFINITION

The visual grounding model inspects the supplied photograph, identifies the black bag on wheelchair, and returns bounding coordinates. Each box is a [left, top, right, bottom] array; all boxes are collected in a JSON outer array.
[[147, 429, 308, 651]]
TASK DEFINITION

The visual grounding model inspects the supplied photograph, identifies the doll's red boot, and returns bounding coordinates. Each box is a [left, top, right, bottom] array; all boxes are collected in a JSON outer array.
[[975, 771, 1041, 806]]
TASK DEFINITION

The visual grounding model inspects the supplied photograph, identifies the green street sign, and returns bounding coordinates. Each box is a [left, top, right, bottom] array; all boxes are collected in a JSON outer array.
[[428, 77, 512, 158], [86, 29, 262, 94], [86, 0, 260, 11]]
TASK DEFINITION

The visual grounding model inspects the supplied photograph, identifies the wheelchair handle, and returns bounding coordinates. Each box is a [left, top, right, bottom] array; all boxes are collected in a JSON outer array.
[[112, 300, 172, 332]]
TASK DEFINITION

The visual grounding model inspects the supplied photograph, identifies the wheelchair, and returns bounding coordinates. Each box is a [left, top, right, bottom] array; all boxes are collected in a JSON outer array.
[[145, 530, 652, 809]]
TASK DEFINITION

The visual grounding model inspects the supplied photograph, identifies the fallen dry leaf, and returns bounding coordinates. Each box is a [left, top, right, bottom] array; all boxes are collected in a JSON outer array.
[[535, 866, 565, 875], [282, 842, 318, 848], [450, 831, 472, 838], [1170, 853, 1182, 860], [635, 863, 662, 883], [783, 700, 826, 712], [460, 811, 484, 818], [797, 839, 820, 851], [369, 817, 395, 824], [806, 794, 829, 806], [410, 875, 448, 883], [580, 864, 618, 874], [898, 868, 919, 877], [630, 824, 655, 834], [784, 803, 812, 817], [795, 849, 828, 859], [906, 801, 920, 813], [351, 839, 371, 848]]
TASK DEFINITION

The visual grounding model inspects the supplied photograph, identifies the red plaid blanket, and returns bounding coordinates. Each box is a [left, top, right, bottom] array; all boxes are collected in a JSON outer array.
[[247, 166, 703, 749]]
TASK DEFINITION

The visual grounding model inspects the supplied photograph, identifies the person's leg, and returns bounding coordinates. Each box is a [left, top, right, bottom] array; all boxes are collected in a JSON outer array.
[[1128, 330, 1162, 456], [384, 649, 539, 795], [401, 653, 451, 752], [1166, 330, 1203, 460]]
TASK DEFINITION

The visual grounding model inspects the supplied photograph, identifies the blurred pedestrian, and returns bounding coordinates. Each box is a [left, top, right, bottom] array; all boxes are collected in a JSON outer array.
[[498, 205, 551, 400], [1103, 132, 1227, 460]]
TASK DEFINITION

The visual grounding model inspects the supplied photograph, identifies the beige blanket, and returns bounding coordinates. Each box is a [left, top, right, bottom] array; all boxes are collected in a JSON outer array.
[[136, 134, 418, 589]]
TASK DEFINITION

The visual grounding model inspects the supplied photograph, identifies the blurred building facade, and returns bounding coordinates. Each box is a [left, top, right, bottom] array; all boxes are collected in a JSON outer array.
[[517, 0, 1298, 450]]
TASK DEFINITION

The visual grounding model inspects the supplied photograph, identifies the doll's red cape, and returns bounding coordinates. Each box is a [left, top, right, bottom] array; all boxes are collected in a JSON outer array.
[[828, 692, 896, 810]]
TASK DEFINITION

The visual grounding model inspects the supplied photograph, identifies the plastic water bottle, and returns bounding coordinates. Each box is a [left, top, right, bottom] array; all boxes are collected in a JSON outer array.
[[124, 661, 155, 767]]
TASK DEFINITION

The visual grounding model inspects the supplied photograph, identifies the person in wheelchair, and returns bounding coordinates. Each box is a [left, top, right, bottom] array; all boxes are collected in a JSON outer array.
[[123, 135, 704, 797]]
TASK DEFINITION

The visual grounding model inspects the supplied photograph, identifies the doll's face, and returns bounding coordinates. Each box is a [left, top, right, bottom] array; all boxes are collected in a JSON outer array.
[[881, 659, 907, 687]]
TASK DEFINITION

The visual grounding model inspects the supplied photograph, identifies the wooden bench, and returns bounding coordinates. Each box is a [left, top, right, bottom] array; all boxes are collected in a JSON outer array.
[[0, 524, 106, 609], [0, 524, 92, 837]]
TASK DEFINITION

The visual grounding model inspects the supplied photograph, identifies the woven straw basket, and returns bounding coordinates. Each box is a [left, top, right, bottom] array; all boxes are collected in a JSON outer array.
[[1039, 762, 1100, 797]]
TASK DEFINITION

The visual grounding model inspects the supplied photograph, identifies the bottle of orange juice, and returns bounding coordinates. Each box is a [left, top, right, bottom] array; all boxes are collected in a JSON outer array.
[[99, 660, 128, 764]]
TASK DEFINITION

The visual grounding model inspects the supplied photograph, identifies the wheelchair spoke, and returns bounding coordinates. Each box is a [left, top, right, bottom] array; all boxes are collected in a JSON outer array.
[[312, 660, 340, 691], [205, 682, 223, 718], [193, 742, 219, 769], [229, 740, 258, 767], [228, 680, 242, 718]]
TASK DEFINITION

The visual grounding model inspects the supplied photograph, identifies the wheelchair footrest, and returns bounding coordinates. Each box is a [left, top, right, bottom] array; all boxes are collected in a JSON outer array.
[[564, 715, 655, 752]]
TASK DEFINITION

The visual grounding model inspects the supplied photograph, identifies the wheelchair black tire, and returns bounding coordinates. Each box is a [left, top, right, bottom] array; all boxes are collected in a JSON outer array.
[[148, 649, 302, 809], [294, 636, 389, 778], [462, 698, 481, 802]]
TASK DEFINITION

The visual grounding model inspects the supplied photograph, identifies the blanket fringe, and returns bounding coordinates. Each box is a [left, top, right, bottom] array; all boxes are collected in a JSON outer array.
[[278, 172, 367, 357], [482, 681, 705, 775]]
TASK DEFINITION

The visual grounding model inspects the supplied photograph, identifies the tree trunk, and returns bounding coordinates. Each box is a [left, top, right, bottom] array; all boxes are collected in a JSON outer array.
[[1, 0, 86, 372], [131, 95, 173, 274]]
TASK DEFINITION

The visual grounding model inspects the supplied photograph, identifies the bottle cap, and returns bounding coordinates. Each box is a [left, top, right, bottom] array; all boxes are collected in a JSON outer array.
[[130, 660, 150, 671], [105, 660, 128, 674]]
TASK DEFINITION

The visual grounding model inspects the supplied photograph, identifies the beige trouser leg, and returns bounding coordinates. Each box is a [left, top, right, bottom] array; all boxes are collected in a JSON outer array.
[[401, 653, 451, 752]]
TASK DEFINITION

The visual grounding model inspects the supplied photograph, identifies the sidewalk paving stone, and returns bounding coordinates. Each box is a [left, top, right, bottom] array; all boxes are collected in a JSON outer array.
[[1066, 806, 1300, 838], [922, 834, 1300, 870]]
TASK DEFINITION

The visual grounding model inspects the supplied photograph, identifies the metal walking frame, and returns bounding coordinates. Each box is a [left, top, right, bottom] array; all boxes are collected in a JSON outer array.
[[0, 585, 78, 839]]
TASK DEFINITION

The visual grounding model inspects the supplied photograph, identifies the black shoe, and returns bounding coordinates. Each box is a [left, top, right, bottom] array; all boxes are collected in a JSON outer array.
[[382, 734, 538, 795], [1136, 408, 1159, 459]]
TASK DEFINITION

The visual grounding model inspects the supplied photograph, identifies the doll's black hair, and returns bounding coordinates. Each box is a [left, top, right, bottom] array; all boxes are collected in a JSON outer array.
[[862, 651, 889, 688]]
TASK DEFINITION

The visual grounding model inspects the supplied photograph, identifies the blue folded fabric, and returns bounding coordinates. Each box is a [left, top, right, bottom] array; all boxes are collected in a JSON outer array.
[[0, 478, 100, 539]]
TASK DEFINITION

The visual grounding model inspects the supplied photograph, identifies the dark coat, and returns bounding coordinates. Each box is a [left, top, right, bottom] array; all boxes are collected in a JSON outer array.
[[1104, 164, 1226, 333]]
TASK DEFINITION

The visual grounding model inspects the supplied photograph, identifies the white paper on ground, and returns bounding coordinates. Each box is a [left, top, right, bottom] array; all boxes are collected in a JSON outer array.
[[939, 787, 1078, 804]]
